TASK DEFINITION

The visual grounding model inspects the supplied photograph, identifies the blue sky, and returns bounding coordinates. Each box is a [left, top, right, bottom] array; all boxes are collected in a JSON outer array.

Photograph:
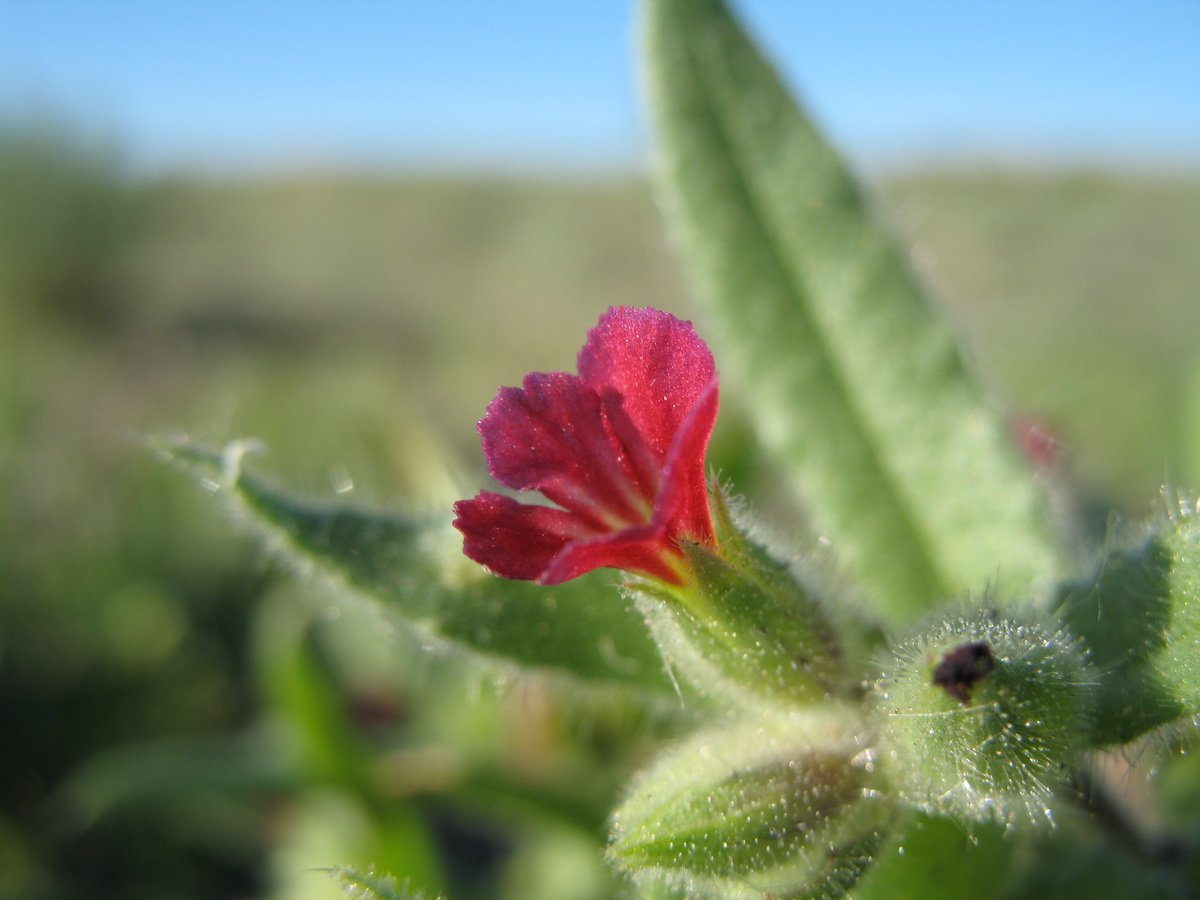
[[2, 0, 1197, 174]]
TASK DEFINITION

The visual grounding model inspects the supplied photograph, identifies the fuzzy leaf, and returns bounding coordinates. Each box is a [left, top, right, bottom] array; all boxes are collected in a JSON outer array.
[[1059, 500, 1200, 745], [1155, 501, 1200, 714], [154, 437, 675, 696], [641, 0, 1058, 625], [331, 867, 443, 900]]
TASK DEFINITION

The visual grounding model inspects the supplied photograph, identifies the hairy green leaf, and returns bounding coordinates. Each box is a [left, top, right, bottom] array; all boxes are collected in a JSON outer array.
[[154, 437, 675, 697], [642, 0, 1058, 625], [1059, 498, 1200, 744], [331, 867, 443, 900]]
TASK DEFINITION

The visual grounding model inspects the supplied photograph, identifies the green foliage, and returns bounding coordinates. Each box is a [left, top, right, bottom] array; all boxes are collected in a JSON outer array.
[[153, 438, 675, 699], [640, 0, 1059, 627], [1058, 501, 1200, 744], [849, 814, 1015, 900], [331, 867, 444, 900], [1001, 828, 1192, 900], [608, 709, 891, 900], [1157, 502, 1200, 713]]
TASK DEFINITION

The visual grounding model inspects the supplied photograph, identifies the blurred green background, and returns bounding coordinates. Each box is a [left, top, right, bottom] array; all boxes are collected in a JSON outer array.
[[1, 110, 1199, 899]]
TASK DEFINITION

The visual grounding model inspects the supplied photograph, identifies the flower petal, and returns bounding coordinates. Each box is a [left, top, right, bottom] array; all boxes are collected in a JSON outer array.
[[541, 523, 684, 586], [479, 372, 649, 528], [577, 307, 716, 464], [456, 307, 721, 586], [453, 491, 596, 581], [654, 376, 719, 545]]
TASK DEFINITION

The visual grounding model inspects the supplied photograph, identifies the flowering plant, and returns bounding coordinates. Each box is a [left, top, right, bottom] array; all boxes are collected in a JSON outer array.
[[163, 0, 1200, 897]]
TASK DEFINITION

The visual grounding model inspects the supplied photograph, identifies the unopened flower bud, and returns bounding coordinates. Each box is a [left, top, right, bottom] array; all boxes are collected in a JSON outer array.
[[869, 608, 1091, 825], [609, 709, 893, 900]]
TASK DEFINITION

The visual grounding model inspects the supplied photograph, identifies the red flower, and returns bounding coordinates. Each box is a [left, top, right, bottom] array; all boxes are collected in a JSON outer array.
[[453, 306, 719, 586]]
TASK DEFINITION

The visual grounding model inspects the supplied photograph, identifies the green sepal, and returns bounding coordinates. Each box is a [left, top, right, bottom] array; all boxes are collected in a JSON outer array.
[[1149, 501, 1200, 718], [630, 490, 846, 707], [869, 607, 1092, 825], [1057, 501, 1200, 746], [609, 708, 893, 900], [1072, 664, 1182, 749]]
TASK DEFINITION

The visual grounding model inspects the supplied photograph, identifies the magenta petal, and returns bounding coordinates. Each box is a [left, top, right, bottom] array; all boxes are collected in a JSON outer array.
[[577, 307, 716, 462], [479, 372, 647, 527], [453, 492, 594, 581], [456, 307, 721, 586], [654, 376, 719, 544], [540, 524, 683, 586]]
